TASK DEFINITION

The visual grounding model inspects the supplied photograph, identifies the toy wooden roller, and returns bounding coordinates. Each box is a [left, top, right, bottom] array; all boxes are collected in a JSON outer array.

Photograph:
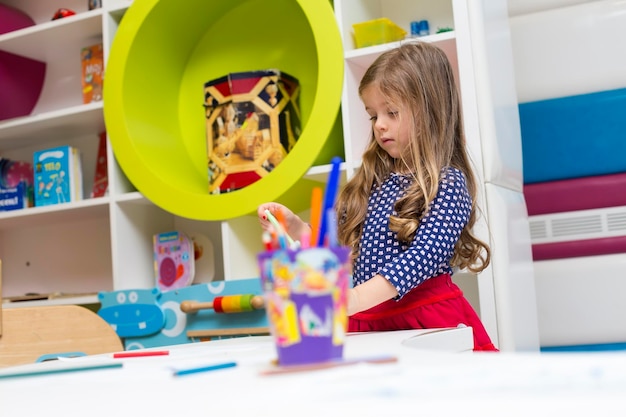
[[180, 294, 265, 314]]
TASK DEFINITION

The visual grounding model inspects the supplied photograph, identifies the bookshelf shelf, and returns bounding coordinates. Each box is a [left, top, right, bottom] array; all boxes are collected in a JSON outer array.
[[0, 9, 102, 61], [0, 103, 104, 150]]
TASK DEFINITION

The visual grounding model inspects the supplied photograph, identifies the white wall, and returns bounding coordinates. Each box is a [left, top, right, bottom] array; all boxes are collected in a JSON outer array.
[[508, 0, 626, 103], [507, 0, 626, 348]]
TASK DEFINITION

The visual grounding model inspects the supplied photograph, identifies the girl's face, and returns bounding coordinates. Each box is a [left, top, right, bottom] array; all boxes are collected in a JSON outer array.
[[361, 84, 411, 159]]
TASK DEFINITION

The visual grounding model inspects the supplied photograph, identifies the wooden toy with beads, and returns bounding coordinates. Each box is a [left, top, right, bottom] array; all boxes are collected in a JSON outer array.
[[180, 294, 265, 314]]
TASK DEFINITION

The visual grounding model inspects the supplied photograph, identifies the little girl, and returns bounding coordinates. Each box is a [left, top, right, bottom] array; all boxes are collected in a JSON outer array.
[[259, 42, 497, 351]]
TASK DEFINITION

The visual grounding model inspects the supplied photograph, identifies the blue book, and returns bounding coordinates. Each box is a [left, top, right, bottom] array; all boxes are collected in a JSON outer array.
[[33, 145, 83, 207], [0, 182, 30, 211]]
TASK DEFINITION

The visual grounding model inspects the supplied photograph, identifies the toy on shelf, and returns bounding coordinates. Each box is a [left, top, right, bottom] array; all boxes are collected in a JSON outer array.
[[88, 0, 102, 10], [204, 69, 301, 194], [51, 8, 75, 20], [410, 20, 430, 37], [98, 279, 268, 350], [180, 294, 269, 340], [153, 231, 195, 291], [180, 294, 265, 314], [352, 17, 406, 48]]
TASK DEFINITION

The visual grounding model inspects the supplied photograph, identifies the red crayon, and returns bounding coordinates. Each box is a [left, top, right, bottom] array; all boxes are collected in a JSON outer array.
[[113, 350, 169, 359], [262, 230, 273, 251]]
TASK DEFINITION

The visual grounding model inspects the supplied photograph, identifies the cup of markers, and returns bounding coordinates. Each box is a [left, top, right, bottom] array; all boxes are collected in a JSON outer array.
[[258, 157, 350, 366], [257, 242, 351, 366]]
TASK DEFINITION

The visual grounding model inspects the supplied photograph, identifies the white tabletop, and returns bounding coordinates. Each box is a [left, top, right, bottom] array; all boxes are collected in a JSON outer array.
[[1, 327, 626, 416]]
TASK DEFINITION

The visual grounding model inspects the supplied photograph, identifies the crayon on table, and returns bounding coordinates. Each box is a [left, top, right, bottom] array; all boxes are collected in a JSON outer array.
[[172, 361, 238, 377]]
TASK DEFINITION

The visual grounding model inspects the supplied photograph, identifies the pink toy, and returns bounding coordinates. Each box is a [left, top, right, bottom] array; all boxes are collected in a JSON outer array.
[[0, 4, 46, 121], [0, 4, 34, 34]]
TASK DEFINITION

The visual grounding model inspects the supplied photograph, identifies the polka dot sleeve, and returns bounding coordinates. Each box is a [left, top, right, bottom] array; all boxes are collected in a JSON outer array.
[[352, 167, 472, 300]]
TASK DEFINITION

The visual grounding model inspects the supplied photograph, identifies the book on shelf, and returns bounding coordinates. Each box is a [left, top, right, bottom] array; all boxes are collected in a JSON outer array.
[[153, 231, 195, 292], [0, 182, 31, 211], [81, 43, 104, 104], [0, 158, 34, 211], [33, 145, 83, 207], [90, 131, 108, 198]]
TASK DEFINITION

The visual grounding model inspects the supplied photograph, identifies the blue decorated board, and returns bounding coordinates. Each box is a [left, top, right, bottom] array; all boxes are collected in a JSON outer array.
[[98, 278, 267, 350]]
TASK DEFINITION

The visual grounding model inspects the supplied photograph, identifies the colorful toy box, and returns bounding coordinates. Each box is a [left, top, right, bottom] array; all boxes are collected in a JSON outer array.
[[204, 69, 301, 194]]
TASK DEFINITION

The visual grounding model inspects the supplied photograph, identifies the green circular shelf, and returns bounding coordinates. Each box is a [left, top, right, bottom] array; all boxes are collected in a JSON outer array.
[[104, 0, 343, 220]]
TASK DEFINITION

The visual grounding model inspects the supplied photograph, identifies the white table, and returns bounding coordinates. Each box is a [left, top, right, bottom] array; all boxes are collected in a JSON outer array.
[[1, 327, 626, 416]]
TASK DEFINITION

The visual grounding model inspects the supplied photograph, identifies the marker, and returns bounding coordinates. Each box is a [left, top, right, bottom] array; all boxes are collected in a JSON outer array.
[[172, 361, 237, 377], [309, 186, 323, 247], [113, 350, 169, 359], [325, 208, 338, 247], [264, 209, 297, 249], [300, 227, 311, 249], [262, 230, 273, 251], [317, 156, 342, 247]]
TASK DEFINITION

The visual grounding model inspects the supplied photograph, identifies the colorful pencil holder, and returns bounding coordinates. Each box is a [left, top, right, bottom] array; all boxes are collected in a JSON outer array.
[[257, 246, 351, 366]]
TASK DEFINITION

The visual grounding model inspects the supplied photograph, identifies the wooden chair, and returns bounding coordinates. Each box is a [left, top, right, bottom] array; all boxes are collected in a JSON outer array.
[[0, 304, 124, 368], [0, 258, 121, 367]]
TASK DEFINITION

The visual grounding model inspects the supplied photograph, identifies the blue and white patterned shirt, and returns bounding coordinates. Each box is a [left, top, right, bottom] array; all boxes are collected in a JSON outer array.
[[352, 167, 471, 300]]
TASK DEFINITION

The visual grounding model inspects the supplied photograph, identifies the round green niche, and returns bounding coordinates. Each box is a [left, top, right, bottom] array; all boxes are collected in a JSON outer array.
[[104, 0, 344, 220]]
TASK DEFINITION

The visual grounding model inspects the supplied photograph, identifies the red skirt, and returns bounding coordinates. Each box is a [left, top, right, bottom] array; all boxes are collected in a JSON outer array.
[[348, 273, 498, 351]]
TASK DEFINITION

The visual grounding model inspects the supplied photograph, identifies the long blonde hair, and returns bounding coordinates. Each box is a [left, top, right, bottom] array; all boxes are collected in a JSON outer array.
[[336, 42, 490, 273]]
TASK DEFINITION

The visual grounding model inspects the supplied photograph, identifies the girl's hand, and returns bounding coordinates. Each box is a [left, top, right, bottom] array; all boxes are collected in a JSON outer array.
[[257, 202, 308, 241]]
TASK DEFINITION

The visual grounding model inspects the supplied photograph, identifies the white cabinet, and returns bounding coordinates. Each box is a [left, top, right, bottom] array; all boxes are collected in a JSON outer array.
[[0, 0, 226, 307], [333, 0, 540, 350], [0, 0, 335, 308], [0, 0, 116, 305]]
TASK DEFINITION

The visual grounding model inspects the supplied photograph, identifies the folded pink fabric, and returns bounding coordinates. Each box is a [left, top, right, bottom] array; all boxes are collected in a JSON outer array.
[[532, 236, 626, 261], [524, 172, 626, 216]]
